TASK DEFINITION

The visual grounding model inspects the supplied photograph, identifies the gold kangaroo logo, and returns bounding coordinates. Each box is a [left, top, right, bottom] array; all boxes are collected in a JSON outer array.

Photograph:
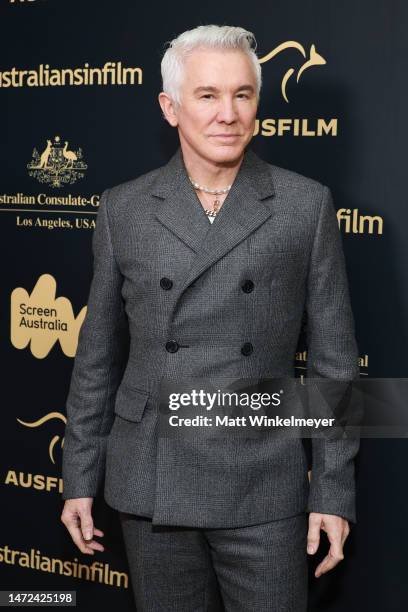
[[32, 139, 52, 169], [27, 135, 87, 188], [258, 41, 326, 103], [16, 412, 66, 465]]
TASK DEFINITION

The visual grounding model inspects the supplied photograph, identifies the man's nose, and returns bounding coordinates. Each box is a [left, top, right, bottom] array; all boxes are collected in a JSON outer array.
[[216, 98, 238, 123]]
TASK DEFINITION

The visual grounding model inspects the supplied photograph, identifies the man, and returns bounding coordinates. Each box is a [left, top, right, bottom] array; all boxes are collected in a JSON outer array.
[[61, 24, 360, 611]]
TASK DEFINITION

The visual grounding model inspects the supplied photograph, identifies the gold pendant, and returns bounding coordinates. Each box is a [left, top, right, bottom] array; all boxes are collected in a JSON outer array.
[[204, 198, 222, 218]]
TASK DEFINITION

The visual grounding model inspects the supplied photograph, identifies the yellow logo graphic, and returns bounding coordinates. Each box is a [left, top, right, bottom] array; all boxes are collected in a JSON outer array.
[[258, 41, 326, 103], [27, 135, 87, 188], [11, 273, 87, 358], [16, 412, 66, 465]]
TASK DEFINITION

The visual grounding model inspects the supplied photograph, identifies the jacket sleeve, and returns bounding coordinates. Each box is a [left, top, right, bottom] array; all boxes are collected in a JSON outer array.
[[305, 185, 360, 524], [62, 188, 129, 500]]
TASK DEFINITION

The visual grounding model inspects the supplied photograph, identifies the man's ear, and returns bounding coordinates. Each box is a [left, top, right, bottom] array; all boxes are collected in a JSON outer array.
[[158, 92, 179, 127]]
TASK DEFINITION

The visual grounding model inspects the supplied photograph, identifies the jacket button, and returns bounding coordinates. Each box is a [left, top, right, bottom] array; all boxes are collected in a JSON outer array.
[[241, 279, 254, 293], [241, 342, 253, 356], [165, 340, 179, 353], [160, 277, 173, 290]]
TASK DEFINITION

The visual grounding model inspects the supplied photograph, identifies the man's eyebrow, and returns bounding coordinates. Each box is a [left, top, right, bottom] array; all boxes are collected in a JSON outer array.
[[193, 84, 255, 94]]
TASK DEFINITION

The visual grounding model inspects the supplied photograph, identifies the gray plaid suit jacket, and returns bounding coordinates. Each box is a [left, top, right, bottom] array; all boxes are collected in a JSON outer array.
[[61, 145, 360, 528]]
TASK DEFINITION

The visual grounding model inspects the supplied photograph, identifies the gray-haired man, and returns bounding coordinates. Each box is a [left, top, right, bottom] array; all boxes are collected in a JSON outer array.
[[61, 24, 359, 611]]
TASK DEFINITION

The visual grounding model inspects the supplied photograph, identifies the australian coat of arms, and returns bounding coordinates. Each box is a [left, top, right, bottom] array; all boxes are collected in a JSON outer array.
[[27, 135, 88, 188]]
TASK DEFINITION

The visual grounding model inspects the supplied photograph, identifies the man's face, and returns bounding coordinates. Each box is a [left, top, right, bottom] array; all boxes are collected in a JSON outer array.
[[170, 48, 258, 164]]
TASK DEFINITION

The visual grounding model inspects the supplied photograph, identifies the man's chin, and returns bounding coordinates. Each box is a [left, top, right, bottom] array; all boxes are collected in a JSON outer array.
[[206, 144, 246, 164]]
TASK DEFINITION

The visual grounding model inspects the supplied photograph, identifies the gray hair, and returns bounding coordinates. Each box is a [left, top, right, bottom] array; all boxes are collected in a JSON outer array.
[[160, 24, 262, 107]]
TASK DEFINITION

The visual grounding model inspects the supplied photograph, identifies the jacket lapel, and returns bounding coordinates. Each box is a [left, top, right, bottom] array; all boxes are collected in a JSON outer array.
[[152, 147, 211, 253], [152, 145, 276, 297]]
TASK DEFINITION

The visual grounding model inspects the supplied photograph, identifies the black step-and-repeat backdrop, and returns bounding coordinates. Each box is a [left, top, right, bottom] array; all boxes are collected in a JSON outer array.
[[1, 1, 407, 610]]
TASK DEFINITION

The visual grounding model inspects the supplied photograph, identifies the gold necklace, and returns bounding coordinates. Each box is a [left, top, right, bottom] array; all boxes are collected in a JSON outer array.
[[205, 198, 221, 218], [188, 175, 231, 218]]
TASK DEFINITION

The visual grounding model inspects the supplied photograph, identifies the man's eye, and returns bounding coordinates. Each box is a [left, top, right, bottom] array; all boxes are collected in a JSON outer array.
[[201, 94, 214, 99], [237, 93, 249, 99]]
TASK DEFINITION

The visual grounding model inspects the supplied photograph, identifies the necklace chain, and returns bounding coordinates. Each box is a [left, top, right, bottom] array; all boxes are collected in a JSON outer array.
[[188, 175, 232, 194], [188, 175, 231, 218]]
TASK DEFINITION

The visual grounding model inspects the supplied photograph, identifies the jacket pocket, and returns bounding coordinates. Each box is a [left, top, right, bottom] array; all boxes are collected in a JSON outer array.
[[113, 382, 149, 422]]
